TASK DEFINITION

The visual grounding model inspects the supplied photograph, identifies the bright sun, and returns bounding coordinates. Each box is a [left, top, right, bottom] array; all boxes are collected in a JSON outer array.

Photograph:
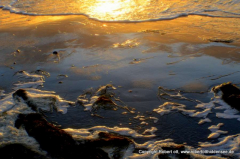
[[94, 0, 121, 13], [90, 0, 131, 19]]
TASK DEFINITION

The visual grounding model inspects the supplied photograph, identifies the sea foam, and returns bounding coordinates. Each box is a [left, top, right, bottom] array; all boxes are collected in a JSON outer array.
[[0, 0, 240, 22]]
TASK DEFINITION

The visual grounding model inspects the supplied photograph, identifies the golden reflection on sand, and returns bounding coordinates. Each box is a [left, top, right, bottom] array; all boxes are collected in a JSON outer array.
[[1, 9, 239, 46]]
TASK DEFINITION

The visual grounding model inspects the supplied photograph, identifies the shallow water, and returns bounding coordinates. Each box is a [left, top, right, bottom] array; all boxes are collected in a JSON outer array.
[[1, 0, 240, 21]]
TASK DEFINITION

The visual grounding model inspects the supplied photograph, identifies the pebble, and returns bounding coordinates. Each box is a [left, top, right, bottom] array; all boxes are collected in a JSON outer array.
[[53, 51, 58, 55]]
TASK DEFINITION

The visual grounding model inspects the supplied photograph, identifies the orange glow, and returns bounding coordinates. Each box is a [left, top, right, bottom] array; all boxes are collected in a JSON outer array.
[[90, 0, 130, 19]]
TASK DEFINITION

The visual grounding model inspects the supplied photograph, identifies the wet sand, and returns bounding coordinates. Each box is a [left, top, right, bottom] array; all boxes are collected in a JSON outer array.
[[1, 9, 240, 96], [1, 9, 240, 157]]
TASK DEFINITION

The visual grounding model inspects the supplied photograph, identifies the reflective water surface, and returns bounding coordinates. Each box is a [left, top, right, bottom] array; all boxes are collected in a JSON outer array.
[[1, 0, 240, 21]]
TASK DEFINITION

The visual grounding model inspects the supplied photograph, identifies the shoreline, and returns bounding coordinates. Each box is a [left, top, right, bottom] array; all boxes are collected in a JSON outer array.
[[1, 10, 240, 45]]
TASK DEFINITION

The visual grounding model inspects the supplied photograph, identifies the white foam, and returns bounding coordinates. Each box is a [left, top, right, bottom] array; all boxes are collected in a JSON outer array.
[[149, 117, 159, 123], [198, 118, 212, 125], [199, 134, 240, 155], [195, 101, 215, 109], [142, 127, 157, 136], [1, 0, 240, 22], [0, 97, 46, 155], [191, 108, 212, 118], [64, 126, 157, 139], [208, 130, 228, 139], [14, 81, 44, 89], [12, 71, 45, 89], [153, 102, 187, 116], [0, 94, 15, 114], [13, 90, 73, 114], [153, 102, 213, 118], [14, 71, 44, 82], [208, 123, 224, 131]]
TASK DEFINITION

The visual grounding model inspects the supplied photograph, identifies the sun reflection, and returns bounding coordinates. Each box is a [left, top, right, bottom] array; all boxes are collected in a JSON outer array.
[[89, 0, 132, 20], [94, 0, 121, 13]]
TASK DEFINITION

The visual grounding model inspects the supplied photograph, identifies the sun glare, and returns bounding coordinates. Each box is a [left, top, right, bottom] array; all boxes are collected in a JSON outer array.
[[94, 0, 121, 13], [89, 0, 131, 20]]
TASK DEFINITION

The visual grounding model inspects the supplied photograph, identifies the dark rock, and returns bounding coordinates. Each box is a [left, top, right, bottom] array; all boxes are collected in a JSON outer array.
[[13, 89, 28, 101], [212, 82, 240, 111], [15, 113, 110, 159], [0, 144, 48, 159], [13, 89, 39, 112], [15, 113, 77, 158], [95, 95, 115, 106], [53, 51, 58, 55], [34, 70, 50, 77], [208, 39, 233, 43]]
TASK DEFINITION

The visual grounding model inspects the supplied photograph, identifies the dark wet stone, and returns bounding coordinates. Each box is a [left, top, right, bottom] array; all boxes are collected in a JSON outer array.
[[95, 95, 115, 106], [13, 89, 39, 112], [34, 70, 50, 77], [53, 51, 58, 55], [15, 113, 77, 158], [213, 82, 240, 111], [15, 113, 110, 159], [13, 89, 28, 101], [208, 39, 233, 43], [0, 144, 48, 159]]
